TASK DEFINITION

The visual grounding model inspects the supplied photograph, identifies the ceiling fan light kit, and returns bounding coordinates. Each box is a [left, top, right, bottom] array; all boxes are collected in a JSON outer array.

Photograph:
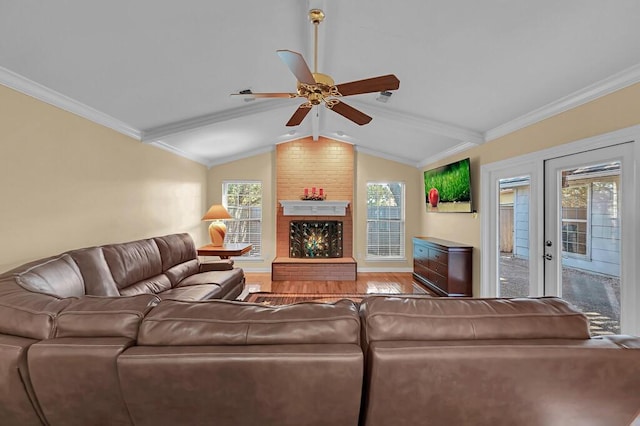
[[232, 9, 399, 127]]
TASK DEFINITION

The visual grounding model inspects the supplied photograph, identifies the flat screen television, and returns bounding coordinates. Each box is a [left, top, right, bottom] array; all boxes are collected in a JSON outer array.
[[423, 157, 472, 213]]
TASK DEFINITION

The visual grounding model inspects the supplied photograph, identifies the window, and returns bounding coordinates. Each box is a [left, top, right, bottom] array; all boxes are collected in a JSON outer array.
[[561, 184, 589, 257], [222, 181, 262, 257], [366, 182, 405, 259]]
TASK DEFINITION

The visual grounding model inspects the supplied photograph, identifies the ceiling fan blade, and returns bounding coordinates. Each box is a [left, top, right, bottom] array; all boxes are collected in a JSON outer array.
[[335, 74, 400, 97], [276, 50, 316, 85], [329, 100, 372, 125], [286, 104, 312, 126], [231, 92, 297, 98]]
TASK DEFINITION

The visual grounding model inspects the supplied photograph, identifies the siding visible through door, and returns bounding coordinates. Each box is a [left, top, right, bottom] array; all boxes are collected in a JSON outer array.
[[500, 205, 514, 253]]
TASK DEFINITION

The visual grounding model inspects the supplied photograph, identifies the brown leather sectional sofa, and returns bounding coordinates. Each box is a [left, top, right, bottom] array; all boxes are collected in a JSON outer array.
[[0, 234, 639, 425]]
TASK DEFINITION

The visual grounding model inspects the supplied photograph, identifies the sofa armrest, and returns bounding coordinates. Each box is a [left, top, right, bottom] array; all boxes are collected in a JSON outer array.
[[199, 260, 234, 272]]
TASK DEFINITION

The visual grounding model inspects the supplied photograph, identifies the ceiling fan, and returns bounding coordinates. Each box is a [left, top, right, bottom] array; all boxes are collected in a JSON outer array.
[[232, 9, 400, 126]]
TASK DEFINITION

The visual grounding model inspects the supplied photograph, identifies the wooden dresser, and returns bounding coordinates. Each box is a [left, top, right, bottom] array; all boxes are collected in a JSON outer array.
[[413, 237, 473, 296]]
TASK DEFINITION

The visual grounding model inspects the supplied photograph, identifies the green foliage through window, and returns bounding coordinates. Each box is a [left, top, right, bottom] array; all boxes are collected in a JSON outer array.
[[223, 182, 262, 257], [367, 183, 405, 258]]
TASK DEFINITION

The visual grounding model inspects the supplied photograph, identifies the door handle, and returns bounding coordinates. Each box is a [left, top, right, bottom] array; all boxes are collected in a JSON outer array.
[[543, 253, 553, 260]]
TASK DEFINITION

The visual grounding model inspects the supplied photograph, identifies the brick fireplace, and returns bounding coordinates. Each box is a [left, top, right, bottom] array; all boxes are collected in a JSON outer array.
[[272, 137, 356, 281]]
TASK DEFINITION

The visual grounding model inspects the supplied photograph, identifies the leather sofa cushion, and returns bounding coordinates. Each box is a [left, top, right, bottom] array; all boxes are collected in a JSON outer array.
[[67, 247, 119, 296], [158, 284, 223, 301], [153, 233, 197, 270], [56, 295, 159, 339], [138, 299, 361, 346], [164, 259, 200, 286], [154, 233, 199, 285], [118, 274, 172, 297], [177, 269, 244, 293], [361, 296, 590, 343], [102, 239, 163, 290], [14, 254, 85, 298], [199, 260, 234, 272], [0, 278, 72, 340]]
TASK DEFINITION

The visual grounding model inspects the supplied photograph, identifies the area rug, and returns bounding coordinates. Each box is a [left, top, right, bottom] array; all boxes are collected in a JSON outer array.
[[243, 283, 432, 306]]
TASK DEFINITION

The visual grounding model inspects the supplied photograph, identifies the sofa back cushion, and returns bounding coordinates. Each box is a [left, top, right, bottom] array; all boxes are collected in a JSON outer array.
[[138, 299, 361, 346], [14, 254, 85, 298], [153, 233, 199, 285], [56, 294, 160, 339], [360, 296, 591, 344], [0, 288, 72, 340], [67, 247, 119, 296], [102, 238, 170, 294], [0, 274, 73, 340]]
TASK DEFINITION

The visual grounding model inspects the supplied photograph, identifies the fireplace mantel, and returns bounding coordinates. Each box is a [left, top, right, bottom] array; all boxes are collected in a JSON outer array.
[[279, 200, 350, 216]]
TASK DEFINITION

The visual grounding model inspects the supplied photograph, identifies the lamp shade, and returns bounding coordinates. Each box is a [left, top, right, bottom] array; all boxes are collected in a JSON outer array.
[[202, 204, 232, 247], [201, 204, 232, 221]]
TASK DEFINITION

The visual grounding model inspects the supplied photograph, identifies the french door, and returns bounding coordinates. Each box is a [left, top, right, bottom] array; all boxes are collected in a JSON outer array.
[[544, 143, 633, 335], [482, 127, 639, 335]]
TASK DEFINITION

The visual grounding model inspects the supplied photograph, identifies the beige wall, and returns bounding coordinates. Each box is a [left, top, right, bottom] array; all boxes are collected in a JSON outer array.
[[355, 151, 421, 270], [0, 85, 209, 273], [420, 82, 640, 295], [207, 150, 276, 271]]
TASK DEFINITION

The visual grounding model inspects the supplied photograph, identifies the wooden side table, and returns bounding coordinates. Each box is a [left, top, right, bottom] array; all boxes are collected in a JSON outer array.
[[197, 243, 252, 259]]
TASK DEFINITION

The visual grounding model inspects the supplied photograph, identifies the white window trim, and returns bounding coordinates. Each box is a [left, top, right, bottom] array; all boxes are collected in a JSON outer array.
[[365, 181, 406, 261], [561, 183, 591, 260], [222, 180, 263, 259]]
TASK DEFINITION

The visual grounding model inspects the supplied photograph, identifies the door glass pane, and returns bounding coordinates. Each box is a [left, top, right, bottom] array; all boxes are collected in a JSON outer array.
[[559, 162, 621, 335], [498, 176, 530, 297]]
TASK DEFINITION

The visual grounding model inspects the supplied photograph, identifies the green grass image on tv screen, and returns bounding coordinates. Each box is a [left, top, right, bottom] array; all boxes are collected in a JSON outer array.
[[424, 159, 470, 202]]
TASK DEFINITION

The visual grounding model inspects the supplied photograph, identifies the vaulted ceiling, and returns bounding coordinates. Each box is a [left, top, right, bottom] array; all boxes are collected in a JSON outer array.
[[2, 1, 640, 167]]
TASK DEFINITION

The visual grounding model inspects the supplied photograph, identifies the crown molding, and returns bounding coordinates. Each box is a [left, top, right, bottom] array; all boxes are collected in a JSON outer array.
[[347, 99, 485, 145], [147, 140, 210, 166], [142, 99, 297, 142], [0, 66, 141, 140], [485, 62, 640, 142], [417, 142, 478, 169]]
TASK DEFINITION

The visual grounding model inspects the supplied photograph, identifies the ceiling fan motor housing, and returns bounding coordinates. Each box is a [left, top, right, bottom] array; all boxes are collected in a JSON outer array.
[[296, 72, 337, 105]]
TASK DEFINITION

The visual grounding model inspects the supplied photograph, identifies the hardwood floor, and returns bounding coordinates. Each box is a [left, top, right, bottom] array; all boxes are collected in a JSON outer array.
[[243, 272, 430, 294]]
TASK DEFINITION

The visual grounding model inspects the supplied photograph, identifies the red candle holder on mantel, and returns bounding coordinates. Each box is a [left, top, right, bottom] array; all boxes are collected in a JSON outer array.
[[301, 187, 326, 201]]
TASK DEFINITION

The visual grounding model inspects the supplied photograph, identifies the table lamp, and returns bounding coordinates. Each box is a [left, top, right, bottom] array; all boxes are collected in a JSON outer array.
[[201, 204, 232, 246]]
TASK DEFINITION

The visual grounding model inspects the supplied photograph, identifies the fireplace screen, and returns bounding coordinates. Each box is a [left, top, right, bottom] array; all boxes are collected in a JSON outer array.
[[289, 221, 343, 258]]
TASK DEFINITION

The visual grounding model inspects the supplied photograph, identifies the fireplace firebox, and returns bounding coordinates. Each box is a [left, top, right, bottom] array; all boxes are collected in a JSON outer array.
[[289, 221, 343, 258]]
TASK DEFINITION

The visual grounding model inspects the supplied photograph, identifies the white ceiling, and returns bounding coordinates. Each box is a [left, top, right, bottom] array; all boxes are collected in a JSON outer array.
[[2, 1, 640, 167]]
